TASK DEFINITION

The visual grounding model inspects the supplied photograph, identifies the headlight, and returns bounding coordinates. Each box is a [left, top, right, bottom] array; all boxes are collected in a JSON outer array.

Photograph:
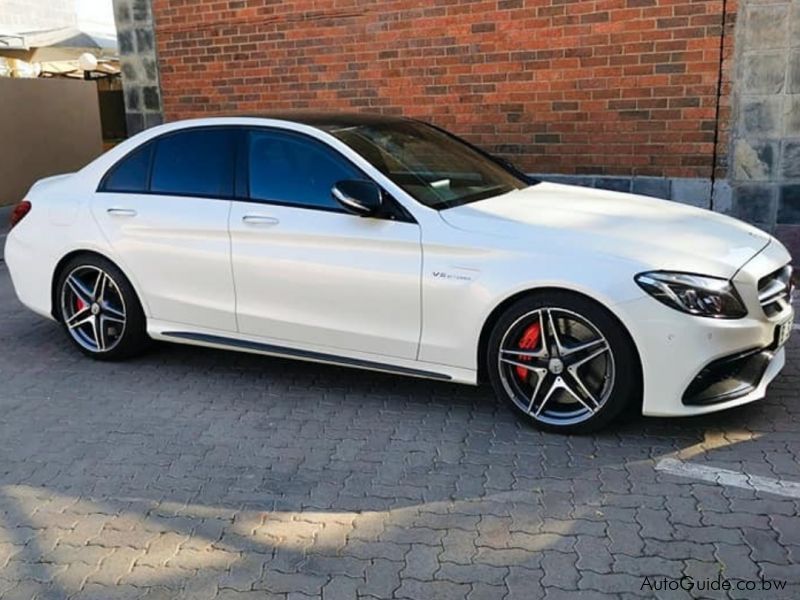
[[634, 271, 747, 319]]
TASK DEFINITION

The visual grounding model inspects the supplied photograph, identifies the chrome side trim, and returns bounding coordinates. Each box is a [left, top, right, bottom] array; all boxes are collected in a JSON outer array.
[[331, 186, 368, 214], [161, 331, 453, 381]]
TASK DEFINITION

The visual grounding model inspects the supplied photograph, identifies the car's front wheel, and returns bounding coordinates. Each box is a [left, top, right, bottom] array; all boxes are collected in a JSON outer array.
[[57, 255, 150, 360], [487, 291, 641, 433]]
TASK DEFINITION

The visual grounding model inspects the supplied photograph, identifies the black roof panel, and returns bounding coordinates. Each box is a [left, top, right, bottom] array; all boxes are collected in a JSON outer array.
[[242, 111, 413, 130]]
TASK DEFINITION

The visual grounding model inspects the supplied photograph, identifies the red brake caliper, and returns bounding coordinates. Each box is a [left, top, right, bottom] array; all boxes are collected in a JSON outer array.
[[515, 323, 541, 381], [75, 297, 86, 312]]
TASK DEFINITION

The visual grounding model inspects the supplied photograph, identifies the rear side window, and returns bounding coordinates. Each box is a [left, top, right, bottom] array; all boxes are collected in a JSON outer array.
[[150, 128, 236, 197], [102, 143, 153, 193], [248, 130, 361, 210]]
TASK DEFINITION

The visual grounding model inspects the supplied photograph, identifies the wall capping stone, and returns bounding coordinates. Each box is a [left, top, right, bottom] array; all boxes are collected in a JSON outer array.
[[532, 174, 724, 210]]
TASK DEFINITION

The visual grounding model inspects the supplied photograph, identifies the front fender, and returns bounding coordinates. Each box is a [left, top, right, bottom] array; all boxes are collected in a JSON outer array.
[[417, 244, 647, 371]]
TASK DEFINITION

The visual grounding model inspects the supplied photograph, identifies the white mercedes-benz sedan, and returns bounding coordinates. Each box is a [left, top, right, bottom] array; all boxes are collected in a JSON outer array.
[[4, 114, 794, 433]]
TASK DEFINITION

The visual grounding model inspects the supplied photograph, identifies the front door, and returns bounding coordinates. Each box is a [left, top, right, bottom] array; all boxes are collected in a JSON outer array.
[[229, 128, 422, 359]]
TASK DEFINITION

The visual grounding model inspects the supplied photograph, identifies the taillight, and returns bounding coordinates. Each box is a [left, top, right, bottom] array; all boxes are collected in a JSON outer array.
[[9, 200, 31, 230]]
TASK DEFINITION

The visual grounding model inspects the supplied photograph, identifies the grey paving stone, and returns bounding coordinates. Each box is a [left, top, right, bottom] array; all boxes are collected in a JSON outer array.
[[540, 551, 579, 590], [402, 544, 441, 580], [505, 565, 545, 600], [358, 558, 401, 598], [395, 578, 472, 600], [435, 561, 507, 586], [322, 575, 359, 600], [578, 572, 645, 594], [743, 529, 791, 565], [574, 536, 613, 574], [467, 582, 506, 600]]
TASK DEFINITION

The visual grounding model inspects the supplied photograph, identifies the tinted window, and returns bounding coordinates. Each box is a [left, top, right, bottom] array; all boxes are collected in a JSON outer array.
[[248, 130, 361, 210], [150, 128, 236, 197], [102, 143, 153, 193]]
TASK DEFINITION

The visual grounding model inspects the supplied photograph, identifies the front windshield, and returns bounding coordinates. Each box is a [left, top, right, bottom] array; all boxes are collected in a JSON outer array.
[[326, 120, 531, 209]]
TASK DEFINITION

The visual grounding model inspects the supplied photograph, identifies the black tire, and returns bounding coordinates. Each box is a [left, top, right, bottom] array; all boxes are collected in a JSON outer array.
[[55, 254, 150, 361], [486, 291, 641, 434]]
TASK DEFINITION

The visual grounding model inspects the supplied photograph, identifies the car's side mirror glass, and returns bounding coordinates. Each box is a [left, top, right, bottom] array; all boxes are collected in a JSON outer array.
[[332, 180, 383, 217]]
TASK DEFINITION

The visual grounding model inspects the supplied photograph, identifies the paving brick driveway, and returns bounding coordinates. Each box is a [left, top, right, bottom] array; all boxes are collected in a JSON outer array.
[[0, 262, 798, 599]]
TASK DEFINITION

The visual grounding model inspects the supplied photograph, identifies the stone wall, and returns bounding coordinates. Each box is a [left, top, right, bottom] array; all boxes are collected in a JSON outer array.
[[533, 174, 728, 211], [729, 0, 800, 259], [112, 0, 163, 135]]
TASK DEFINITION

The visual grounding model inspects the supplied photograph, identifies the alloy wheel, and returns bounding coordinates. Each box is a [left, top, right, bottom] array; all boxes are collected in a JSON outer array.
[[60, 265, 127, 353], [497, 307, 616, 427]]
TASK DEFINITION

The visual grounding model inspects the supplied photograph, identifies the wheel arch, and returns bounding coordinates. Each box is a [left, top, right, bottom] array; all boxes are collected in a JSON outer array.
[[50, 249, 143, 321], [476, 286, 644, 392]]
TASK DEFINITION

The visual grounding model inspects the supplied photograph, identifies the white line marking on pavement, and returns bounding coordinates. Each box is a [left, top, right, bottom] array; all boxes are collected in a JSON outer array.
[[656, 458, 800, 499]]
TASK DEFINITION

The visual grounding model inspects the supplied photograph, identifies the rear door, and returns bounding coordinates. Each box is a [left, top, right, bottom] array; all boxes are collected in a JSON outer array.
[[92, 127, 238, 331]]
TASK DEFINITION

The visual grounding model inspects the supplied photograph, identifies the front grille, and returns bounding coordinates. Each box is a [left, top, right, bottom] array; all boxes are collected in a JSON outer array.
[[757, 265, 793, 317]]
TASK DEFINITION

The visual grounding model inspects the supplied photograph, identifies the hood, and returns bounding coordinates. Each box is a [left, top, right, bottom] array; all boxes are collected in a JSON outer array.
[[439, 182, 770, 278]]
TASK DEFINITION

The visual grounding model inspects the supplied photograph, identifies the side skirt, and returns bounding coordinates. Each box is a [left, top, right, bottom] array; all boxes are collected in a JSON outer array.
[[161, 331, 454, 381]]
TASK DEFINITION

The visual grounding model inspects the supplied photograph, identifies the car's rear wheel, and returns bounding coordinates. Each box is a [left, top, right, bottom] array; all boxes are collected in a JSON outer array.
[[487, 292, 640, 433], [57, 255, 150, 360]]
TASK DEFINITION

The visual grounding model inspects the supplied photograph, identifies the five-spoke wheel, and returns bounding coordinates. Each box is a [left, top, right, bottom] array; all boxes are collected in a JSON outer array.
[[61, 265, 127, 353], [487, 292, 640, 433], [57, 255, 150, 360]]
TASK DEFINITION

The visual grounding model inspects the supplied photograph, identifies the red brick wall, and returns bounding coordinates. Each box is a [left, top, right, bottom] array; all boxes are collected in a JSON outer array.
[[153, 0, 736, 179]]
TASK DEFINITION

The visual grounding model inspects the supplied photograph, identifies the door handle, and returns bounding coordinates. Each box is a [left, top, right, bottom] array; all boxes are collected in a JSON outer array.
[[107, 208, 137, 217], [242, 215, 280, 226]]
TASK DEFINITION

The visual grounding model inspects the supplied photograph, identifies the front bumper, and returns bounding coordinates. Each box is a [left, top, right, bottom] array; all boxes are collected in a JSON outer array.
[[615, 239, 793, 417]]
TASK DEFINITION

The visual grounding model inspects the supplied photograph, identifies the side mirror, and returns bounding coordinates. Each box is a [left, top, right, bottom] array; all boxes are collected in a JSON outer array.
[[332, 180, 383, 217]]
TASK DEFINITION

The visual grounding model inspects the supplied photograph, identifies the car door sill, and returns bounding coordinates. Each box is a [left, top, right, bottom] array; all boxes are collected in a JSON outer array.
[[162, 331, 453, 381]]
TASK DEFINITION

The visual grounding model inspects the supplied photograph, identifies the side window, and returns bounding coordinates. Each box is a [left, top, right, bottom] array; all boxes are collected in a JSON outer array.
[[150, 128, 236, 197], [101, 143, 153, 193], [248, 130, 362, 210]]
